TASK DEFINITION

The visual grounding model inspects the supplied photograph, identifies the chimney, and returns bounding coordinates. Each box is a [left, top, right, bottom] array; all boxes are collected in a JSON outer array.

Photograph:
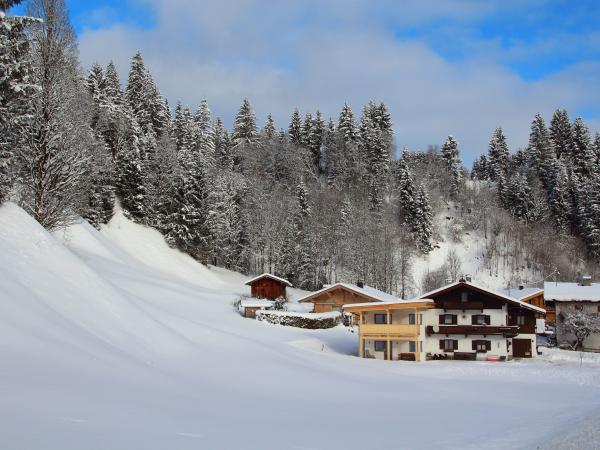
[[356, 281, 364, 288]]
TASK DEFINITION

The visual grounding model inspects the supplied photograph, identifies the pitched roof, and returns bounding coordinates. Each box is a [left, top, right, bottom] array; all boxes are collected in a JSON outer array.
[[298, 282, 396, 303], [245, 273, 292, 287], [498, 287, 544, 302], [419, 281, 546, 314], [544, 282, 600, 302]]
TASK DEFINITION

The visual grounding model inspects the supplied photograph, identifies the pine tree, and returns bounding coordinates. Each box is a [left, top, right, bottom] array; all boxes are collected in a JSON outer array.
[[214, 117, 233, 169], [262, 113, 276, 142], [301, 112, 313, 148], [571, 117, 595, 179], [441, 135, 462, 198], [288, 108, 302, 146], [231, 98, 257, 145], [487, 127, 510, 203], [104, 61, 122, 107], [309, 110, 324, 173], [549, 109, 573, 161], [0, 0, 37, 203], [528, 113, 556, 192]]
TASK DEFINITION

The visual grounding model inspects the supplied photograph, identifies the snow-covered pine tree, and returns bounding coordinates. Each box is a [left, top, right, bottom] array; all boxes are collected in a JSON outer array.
[[441, 135, 462, 198], [0, 0, 37, 203], [309, 110, 324, 173], [301, 112, 313, 148], [232, 98, 258, 145], [548, 160, 571, 233], [193, 99, 215, 165], [19, 0, 94, 230], [550, 109, 573, 161], [262, 113, 276, 142], [487, 127, 510, 203], [571, 117, 595, 179], [527, 113, 556, 194], [337, 103, 360, 184], [504, 173, 535, 222], [288, 108, 302, 146], [214, 117, 233, 169], [104, 61, 122, 107]]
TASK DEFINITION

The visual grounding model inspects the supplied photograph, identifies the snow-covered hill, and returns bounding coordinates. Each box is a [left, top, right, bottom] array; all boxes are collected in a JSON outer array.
[[0, 203, 599, 450]]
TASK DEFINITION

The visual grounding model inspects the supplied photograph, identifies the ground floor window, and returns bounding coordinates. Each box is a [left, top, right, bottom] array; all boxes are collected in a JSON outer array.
[[440, 339, 457, 351], [409, 341, 416, 352], [409, 314, 416, 324], [472, 340, 491, 352], [374, 340, 387, 352]]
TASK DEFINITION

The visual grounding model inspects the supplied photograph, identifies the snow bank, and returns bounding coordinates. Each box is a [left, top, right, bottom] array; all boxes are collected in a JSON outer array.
[[256, 310, 342, 328]]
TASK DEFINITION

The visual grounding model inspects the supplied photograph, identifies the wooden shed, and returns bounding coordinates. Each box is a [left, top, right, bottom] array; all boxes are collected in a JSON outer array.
[[245, 273, 292, 300], [298, 282, 395, 313], [239, 299, 274, 318]]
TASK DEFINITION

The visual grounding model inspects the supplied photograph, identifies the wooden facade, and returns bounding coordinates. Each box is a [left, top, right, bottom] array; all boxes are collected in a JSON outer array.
[[298, 283, 388, 313], [245, 274, 291, 300]]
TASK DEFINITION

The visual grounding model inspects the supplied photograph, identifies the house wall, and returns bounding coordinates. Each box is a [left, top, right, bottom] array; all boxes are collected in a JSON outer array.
[[555, 302, 600, 351], [251, 278, 286, 300]]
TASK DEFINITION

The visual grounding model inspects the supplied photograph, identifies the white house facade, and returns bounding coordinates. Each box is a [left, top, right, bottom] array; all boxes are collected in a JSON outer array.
[[344, 280, 545, 361]]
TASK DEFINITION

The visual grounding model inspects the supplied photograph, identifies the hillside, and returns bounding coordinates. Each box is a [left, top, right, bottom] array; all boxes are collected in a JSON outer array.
[[0, 202, 599, 449]]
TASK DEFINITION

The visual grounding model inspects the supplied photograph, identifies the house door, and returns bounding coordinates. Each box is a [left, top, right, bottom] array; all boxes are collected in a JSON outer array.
[[512, 339, 532, 358]]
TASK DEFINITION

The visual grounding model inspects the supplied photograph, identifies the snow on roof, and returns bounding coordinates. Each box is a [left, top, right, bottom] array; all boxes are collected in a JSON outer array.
[[419, 281, 546, 314], [239, 299, 274, 308], [342, 299, 434, 309], [298, 282, 396, 303], [244, 273, 292, 287], [544, 282, 600, 302], [498, 287, 543, 301]]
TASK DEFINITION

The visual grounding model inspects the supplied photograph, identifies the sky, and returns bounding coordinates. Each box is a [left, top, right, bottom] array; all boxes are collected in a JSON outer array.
[[12, 0, 600, 164]]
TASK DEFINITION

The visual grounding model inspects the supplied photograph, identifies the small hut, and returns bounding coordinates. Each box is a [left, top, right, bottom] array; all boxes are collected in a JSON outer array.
[[245, 273, 292, 300]]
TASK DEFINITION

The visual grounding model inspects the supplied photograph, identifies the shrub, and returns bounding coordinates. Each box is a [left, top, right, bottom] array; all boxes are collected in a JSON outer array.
[[256, 311, 341, 329]]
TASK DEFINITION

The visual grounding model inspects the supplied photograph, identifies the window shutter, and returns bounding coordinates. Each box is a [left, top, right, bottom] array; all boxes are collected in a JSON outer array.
[[439, 339, 445, 350], [439, 314, 445, 324], [452, 315, 458, 325], [485, 315, 490, 325], [472, 340, 477, 351], [486, 341, 491, 351], [453, 339, 458, 350], [471, 315, 477, 325]]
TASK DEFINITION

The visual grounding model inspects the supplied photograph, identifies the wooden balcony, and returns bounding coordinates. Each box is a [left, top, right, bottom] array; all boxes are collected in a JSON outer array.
[[425, 325, 519, 337], [441, 301, 484, 311], [361, 323, 420, 337]]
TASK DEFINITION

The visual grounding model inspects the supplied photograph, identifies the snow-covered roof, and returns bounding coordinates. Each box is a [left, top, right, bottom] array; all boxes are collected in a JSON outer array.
[[245, 273, 292, 287], [298, 282, 396, 303], [498, 287, 543, 301], [342, 299, 434, 309], [544, 282, 600, 302], [419, 281, 546, 314], [240, 299, 274, 308]]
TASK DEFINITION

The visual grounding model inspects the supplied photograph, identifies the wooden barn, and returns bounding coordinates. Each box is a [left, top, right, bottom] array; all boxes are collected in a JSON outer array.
[[298, 282, 395, 313], [245, 273, 292, 300]]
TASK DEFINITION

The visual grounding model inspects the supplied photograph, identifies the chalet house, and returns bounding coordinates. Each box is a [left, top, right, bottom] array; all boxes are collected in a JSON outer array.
[[544, 277, 600, 351], [499, 286, 549, 321], [245, 273, 292, 300], [343, 280, 545, 362], [298, 282, 395, 313]]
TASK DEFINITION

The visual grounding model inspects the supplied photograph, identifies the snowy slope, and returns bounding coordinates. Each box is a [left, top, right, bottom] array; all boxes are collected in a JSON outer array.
[[0, 203, 599, 450]]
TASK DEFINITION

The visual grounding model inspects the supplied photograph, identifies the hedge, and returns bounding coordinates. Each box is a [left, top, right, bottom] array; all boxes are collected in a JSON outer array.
[[255, 310, 343, 329]]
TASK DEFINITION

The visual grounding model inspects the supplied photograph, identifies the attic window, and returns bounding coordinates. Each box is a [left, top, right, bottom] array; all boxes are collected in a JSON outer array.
[[461, 292, 468, 303]]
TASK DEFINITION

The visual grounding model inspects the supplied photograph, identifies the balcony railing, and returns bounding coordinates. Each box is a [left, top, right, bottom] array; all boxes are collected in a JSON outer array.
[[425, 325, 519, 337], [441, 301, 484, 311], [361, 323, 420, 337]]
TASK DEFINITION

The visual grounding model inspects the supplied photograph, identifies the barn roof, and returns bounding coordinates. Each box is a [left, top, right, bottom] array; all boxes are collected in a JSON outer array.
[[498, 287, 544, 302], [245, 273, 292, 287], [419, 281, 546, 314], [544, 282, 600, 302], [298, 282, 396, 303]]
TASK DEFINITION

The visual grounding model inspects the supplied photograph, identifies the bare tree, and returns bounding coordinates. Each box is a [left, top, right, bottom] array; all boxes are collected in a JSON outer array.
[[18, 0, 92, 230], [558, 310, 600, 351], [446, 248, 462, 282]]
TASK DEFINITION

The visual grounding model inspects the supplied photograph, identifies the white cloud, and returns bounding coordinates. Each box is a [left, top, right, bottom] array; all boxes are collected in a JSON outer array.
[[77, 0, 600, 164]]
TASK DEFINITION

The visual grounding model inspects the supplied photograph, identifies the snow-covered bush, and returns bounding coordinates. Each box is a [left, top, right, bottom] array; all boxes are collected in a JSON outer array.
[[271, 296, 288, 311], [256, 311, 341, 329], [557, 311, 600, 350]]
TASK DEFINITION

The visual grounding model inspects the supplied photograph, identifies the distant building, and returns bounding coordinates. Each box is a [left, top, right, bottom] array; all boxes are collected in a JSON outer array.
[[239, 299, 274, 319], [499, 286, 548, 320], [298, 282, 395, 313], [245, 273, 292, 300], [544, 276, 600, 351], [344, 280, 545, 362]]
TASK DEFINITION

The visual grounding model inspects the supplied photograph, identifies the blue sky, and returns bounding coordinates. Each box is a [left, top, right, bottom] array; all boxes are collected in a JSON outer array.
[[11, 0, 600, 163]]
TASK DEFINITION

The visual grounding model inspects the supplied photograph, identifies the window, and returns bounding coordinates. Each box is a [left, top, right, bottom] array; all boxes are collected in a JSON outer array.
[[374, 341, 386, 352], [441, 339, 457, 351], [408, 314, 416, 325], [461, 292, 468, 303], [374, 314, 387, 324], [439, 314, 457, 324], [409, 341, 416, 352], [516, 315, 526, 326], [474, 340, 490, 352], [473, 314, 489, 325]]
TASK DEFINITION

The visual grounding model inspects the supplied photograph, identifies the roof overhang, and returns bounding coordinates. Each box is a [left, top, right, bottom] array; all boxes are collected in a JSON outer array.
[[298, 283, 386, 304], [245, 273, 292, 287]]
